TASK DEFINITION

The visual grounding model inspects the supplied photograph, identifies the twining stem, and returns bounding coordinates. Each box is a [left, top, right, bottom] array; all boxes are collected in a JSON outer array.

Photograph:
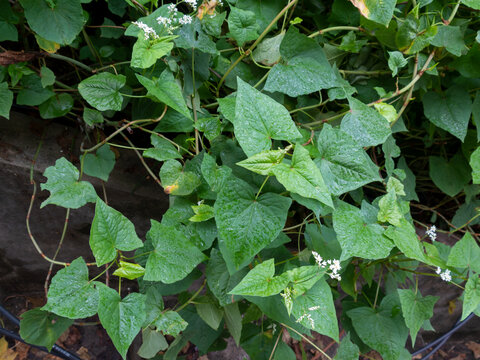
[[192, 49, 200, 155], [216, 0, 298, 96], [81, 105, 168, 153], [175, 279, 207, 312], [89, 260, 117, 283], [134, 125, 195, 156], [268, 328, 283, 360], [120, 132, 162, 187], [255, 175, 271, 200], [372, 265, 384, 309], [47, 53, 93, 72], [392, 54, 418, 127], [309, 26, 363, 38], [280, 323, 333, 360], [92, 61, 131, 73]]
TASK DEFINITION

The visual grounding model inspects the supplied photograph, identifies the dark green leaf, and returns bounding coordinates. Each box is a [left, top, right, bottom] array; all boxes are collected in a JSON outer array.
[[78, 73, 126, 111], [384, 219, 426, 262], [227, 7, 259, 46], [39, 93, 73, 119], [0, 82, 13, 119], [42, 257, 99, 318], [447, 232, 480, 273], [224, 302, 242, 346], [40, 66, 55, 87], [144, 220, 207, 283], [137, 327, 168, 359], [201, 153, 232, 192], [430, 25, 465, 57], [195, 302, 223, 330], [155, 311, 188, 336], [429, 153, 471, 197], [83, 108, 104, 126], [16, 74, 54, 106], [160, 159, 201, 195], [388, 51, 407, 76], [97, 284, 146, 359], [143, 134, 181, 162], [83, 144, 116, 182], [335, 333, 359, 360], [350, 0, 396, 26], [462, 275, 480, 321]]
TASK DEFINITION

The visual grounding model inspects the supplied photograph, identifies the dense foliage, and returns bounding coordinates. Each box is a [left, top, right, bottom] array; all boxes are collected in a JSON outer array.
[[2, 0, 480, 358]]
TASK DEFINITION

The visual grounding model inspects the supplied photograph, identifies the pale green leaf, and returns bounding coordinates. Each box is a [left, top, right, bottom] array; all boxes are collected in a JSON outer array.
[[350, 0, 396, 26], [272, 145, 332, 207], [40, 66, 55, 87], [374, 102, 397, 123], [388, 51, 407, 76], [90, 198, 143, 266], [282, 265, 325, 297], [315, 124, 381, 196], [235, 77, 301, 156], [237, 149, 287, 176], [229, 259, 289, 297], [462, 275, 480, 321], [214, 176, 291, 269], [78, 73, 126, 111], [264, 27, 338, 97], [136, 70, 191, 119], [384, 219, 426, 262], [195, 302, 223, 330], [131, 36, 174, 69], [98, 284, 146, 359], [252, 32, 284, 66], [447, 232, 480, 273], [42, 257, 99, 319], [423, 86, 472, 141], [113, 261, 145, 280], [40, 157, 97, 209], [470, 147, 480, 184], [292, 279, 339, 341], [461, 0, 480, 9], [341, 97, 391, 147], [19, 0, 84, 45], [19, 309, 73, 351], [377, 192, 403, 226], [430, 26, 465, 57], [143, 134, 181, 162], [160, 159, 201, 195], [398, 289, 438, 346], [83, 144, 115, 181], [189, 204, 215, 222], [227, 7, 259, 47], [137, 327, 168, 359], [155, 311, 188, 336], [144, 220, 207, 283], [333, 200, 394, 260]]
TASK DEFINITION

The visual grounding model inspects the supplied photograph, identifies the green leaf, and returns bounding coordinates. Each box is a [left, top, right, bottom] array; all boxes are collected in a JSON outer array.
[[16, 74, 54, 106], [229, 259, 289, 297], [19, 0, 84, 45], [144, 220, 207, 283], [227, 7, 259, 46], [333, 200, 394, 260], [0, 82, 13, 119], [423, 86, 472, 141], [377, 192, 403, 226], [235, 77, 301, 156], [0, 21, 17, 41], [137, 327, 168, 359], [316, 124, 381, 196], [155, 311, 188, 336], [175, 19, 218, 54], [429, 153, 471, 197], [339, 31, 368, 53], [136, 70, 191, 119], [350, 0, 396, 26], [189, 204, 215, 222], [430, 26, 465, 57], [292, 279, 339, 341], [236, 149, 287, 176], [335, 333, 359, 360], [252, 32, 284, 66], [388, 51, 407, 76], [42, 257, 99, 319], [462, 275, 480, 321], [160, 159, 201, 195], [396, 15, 437, 54], [153, 109, 194, 132], [131, 36, 174, 69], [83, 144, 116, 182], [272, 145, 332, 207], [90, 198, 143, 266], [143, 134, 181, 162], [19, 309, 73, 351], [195, 116, 221, 141], [341, 97, 391, 147], [398, 289, 438, 346], [452, 43, 480, 78], [40, 157, 97, 209], [447, 232, 480, 273], [461, 0, 480, 9], [470, 147, 480, 184], [384, 219, 426, 262], [264, 27, 338, 97], [214, 176, 292, 269], [374, 102, 397, 124], [113, 261, 145, 280], [38, 93, 73, 119], [224, 302, 242, 346], [83, 108, 104, 126], [97, 284, 146, 359], [78, 72, 126, 111], [40, 66, 55, 87], [201, 153, 232, 192], [347, 306, 408, 360], [195, 302, 223, 330], [274, 341, 296, 360]]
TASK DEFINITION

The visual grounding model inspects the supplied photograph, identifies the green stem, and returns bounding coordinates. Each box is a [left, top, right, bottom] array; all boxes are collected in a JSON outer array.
[[309, 26, 363, 38], [107, 142, 149, 151], [47, 53, 93, 72], [446, 0, 462, 24], [372, 266, 384, 309], [89, 261, 117, 283], [93, 61, 131, 73], [216, 0, 298, 96], [280, 323, 333, 360], [121, 93, 146, 98], [255, 176, 271, 200], [176, 279, 206, 312]]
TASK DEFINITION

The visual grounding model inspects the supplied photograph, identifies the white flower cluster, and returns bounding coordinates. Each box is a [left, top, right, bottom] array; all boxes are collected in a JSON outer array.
[[312, 251, 342, 281], [426, 225, 437, 242], [296, 312, 315, 329], [132, 21, 159, 40], [280, 287, 292, 311], [185, 0, 197, 9], [436, 267, 452, 282], [156, 4, 193, 34]]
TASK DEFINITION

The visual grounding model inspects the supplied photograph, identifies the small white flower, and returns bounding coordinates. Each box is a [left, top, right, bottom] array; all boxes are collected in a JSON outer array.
[[179, 14, 193, 25], [308, 306, 320, 311], [440, 269, 452, 282], [296, 313, 315, 329], [426, 225, 437, 242], [280, 287, 293, 313], [157, 16, 172, 26], [185, 0, 197, 9], [168, 3, 178, 13], [132, 21, 159, 40], [312, 251, 324, 268], [436, 267, 442, 274]]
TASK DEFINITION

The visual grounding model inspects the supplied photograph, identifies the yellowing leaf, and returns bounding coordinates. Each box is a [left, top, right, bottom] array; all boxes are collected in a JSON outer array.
[[0, 338, 17, 360]]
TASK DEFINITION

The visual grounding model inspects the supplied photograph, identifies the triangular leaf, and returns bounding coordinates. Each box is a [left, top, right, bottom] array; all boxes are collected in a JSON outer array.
[[447, 232, 480, 273], [78, 72, 126, 111], [83, 144, 116, 182]]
